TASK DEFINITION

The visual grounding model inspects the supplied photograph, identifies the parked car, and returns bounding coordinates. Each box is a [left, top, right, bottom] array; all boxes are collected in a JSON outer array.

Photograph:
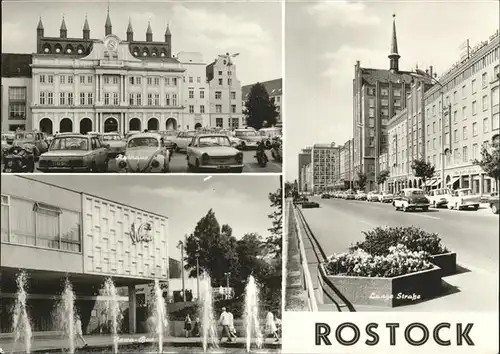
[[12, 130, 50, 159], [38, 134, 109, 172], [172, 131, 197, 152], [258, 127, 282, 149], [186, 134, 244, 173], [233, 128, 263, 150], [488, 192, 499, 214], [125, 130, 141, 141], [116, 133, 170, 173], [344, 190, 356, 200], [302, 201, 320, 208], [366, 191, 379, 202], [101, 132, 126, 158], [427, 188, 453, 208], [321, 193, 330, 199], [294, 195, 308, 205], [447, 188, 480, 210], [355, 191, 367, 200], [378, 191, 394, 203], [392, 188, 430, 212], [2, 132, 15, 145]]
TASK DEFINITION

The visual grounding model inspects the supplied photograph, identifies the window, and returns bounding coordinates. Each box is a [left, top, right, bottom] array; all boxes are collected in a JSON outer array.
[[68, 93, 74, 105], [228, 79, 232, 86], [136, 93, 142, 106], [463, 126, 467, 140], [104, 93, 110, 105], [129, 77, 135, 85], [494, 65, 499, 78], [172, 78, 177, 86], [59, 92, 66, 105], [462, 146, 468, 162], [231, 91, 236, 100], [231, 104, 236, 113], [189, 105, 194, 113], [39, 92, 46, 105], [453, 91, 457, 104], [216, 105, 222, 113], [129, 93, 134, 105], [154, 94, 159, 106], [462, 85, 466, 98], [216, 118, 223, 128], [368, 118, 375, 128], [80, 76, 85, 84], [112, 76, 119, 85], [87, 93, 93, 105], [172, 94, 177, 106], [462, 106, 467, 120], [218, 71, 223, 76], [105, 76, 111, 84], [148, 93, 153, 106], [165, 93, 170, 106], [432, 138, 436, 149], [493, 113, 500, 131], [200, 105, 205, 113], [473, 122, 478, 136], [393, 89, 401, 97], [215, 91, 222, 99], [482, 72, 487, 87], [68, 76, 73, 84], [381, 88, 389, 96], [432, 121, 436, 133], [113, 93, 119, 105], [368, 108, 375, 118], [381, 99, 389, 106], [483, 117, 489, 133], [189, 90, 194, 99], [200, 91, 205, 99], [87, 76, 93, 84], [40, 75, 46, 83], [147, 77, 153, 85], [472, 143, 478, 160], [472, 100, 477, 115], [453, 111, 457, 124], [482, 95, 488, 111], [197, 76, 201, 83], [454, 129, 458, 143], [164, 77, 170, 86], [46, 92, 53, 105], [218, 79, 223, 85], [154, 77, 160, 86]]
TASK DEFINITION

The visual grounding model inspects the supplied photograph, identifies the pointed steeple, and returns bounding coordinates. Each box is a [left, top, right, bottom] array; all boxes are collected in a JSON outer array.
[[83, 14, 90, 39], [37, 16, 44, 53], [126, 17, 134, 42], [37, 17, 44, 31], [60, 16, 67, 38], [165, 24, 171, 36], [388, 14, 400, 73], [164, 23, 172, 57], [146, 21, 153, 42], [105, 6, 112, 36]]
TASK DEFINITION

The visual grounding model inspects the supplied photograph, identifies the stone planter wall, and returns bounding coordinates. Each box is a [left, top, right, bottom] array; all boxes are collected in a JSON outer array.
[[430, 252, 457, 277], [318, 263, 442, 308]]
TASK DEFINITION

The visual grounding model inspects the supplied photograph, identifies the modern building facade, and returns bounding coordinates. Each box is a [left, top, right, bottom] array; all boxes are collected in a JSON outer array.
[[206, 54, 244, 129], [310, 143, 340, 193], [1, 175, 169, 334], [339, 139, 354, 189], [297, 147, 312, 192], [242, 78, 282, 124]]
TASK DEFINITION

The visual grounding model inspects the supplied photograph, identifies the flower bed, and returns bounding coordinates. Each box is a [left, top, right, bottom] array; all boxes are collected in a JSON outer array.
[[349, 226, 456, 276], [320, 245, 441, 307]]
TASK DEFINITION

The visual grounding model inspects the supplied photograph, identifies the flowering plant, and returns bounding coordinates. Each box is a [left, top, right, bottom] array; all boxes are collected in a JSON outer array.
[[350, 226, 449, 256], [325, 244, 433, 278]]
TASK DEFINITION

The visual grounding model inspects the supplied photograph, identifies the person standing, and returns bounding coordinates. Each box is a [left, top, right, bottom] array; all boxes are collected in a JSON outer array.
[[218, 307, 232, 343], [192, 317, 201, 337], [265, 310, 279, 342], [227, 309, 237, 339], [75, 315, 88, 348], [184, 314, 193, 338], [99, 311, 106, 334]]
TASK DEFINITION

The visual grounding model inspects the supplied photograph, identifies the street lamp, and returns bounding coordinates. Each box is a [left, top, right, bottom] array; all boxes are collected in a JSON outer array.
[[411, 69, 451, 189], [218, 53, 240, 129], [176, 240, 186, 302]]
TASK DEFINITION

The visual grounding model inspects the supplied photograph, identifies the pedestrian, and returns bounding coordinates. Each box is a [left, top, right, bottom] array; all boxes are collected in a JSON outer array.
[[99, 311, 106, 334], [265, 310, 279, 342], [75, 315, 89, 348], [184, 314, 192, 338], [218, 307, 232, 343], [227, 309, 237, 339], [192, 317, 201, 337]]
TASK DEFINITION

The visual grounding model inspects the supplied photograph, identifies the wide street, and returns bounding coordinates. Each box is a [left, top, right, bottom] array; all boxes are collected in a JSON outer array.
[[1, 150, 281, 173], [300, 196, 499, 312]]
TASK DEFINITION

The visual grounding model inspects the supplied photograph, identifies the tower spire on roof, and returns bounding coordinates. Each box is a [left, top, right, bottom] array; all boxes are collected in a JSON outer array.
[[388, 14, 400, 73], [165, 22, 171, 36], [37, 16, 44, 30], [60, 15, 67, 31], [105, 5, 112, 35], [146, 21, 153, 34], [83, 14, 90, 31], [127, 17, 133, 33]]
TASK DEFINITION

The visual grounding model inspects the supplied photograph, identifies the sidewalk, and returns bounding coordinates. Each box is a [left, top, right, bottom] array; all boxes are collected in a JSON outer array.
[[0, 334, 281, 353]]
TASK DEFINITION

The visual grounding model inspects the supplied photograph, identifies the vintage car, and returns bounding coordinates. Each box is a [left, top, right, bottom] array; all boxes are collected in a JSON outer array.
[[447, 188, 480, 210], [393, 188, 430, 212], [125, 130, 141, 141], [258, 127, 282, 149], [343, 190, 356, 200], [233, 128, 263, 150], [116, 133, 170, 173], [355, 191, 367, 200], [186, 134, 244, 173], [378, 191, 394, 203], [172, 130, 197, 152], [366, 191, 379, 202], [158, 130, 177, 151], [38, 134, 109, 172], [101, 132, 126, 158], [488, 192, 499, 214], [427, 188, 453, 208], [321, 193, 330, 199], [302, 201, 320, 208], [12, 131, 49, 158]]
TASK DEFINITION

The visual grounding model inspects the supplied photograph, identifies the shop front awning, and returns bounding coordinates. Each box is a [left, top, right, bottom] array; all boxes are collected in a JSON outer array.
[[430, 178, 442, 187], [425, 179, 436, 186], [447, 176, 460, 186]]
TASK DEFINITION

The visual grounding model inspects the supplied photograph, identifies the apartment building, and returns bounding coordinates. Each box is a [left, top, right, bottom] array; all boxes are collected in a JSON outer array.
[[297, 147, 312, 192], [339, 139, 354, 189], [310, 143, 340, 193]]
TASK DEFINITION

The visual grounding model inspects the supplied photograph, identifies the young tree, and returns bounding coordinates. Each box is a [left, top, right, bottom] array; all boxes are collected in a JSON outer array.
[[376, 169, 390, 190], [411, 158, 435, 186], [473, 139, 500, 189], [356, 171, 368, 190], [243, 83, 279, 130], [267, 185, 282, 258]]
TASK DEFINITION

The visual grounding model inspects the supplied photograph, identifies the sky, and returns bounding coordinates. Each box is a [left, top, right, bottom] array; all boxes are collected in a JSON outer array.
[[1, 0, 282, 85], [20, 174, 280, 261], [285, 0, 500, 181]]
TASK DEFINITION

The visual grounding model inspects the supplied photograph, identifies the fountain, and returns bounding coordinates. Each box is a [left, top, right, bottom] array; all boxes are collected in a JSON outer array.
[[53, 279, 77, 353], [11, 271, 32, 353], [102, 278, 122, 354], [244, 275, 263, 353], [152, 279, 168, 353], [199, 274, 218, 352]]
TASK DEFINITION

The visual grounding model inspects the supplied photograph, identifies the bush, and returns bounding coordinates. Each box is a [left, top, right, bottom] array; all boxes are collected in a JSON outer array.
[[350, 226, 448, 256], [325, 245, 433, 278]]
